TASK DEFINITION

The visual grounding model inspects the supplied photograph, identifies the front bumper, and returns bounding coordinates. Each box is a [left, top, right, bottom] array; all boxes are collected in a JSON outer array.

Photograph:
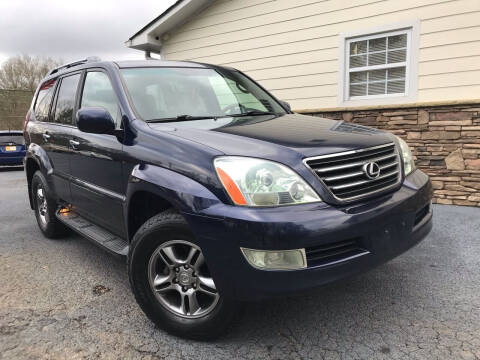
[[183, 169, 433, 301]]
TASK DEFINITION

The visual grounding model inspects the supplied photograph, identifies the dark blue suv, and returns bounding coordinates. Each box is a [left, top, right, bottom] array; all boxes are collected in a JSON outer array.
[[24, 58, 432, 339]]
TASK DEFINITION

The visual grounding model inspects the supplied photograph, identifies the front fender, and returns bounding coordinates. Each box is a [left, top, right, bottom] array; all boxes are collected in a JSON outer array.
[[126, 164, 223, 212], [124, 164, 225, 237]]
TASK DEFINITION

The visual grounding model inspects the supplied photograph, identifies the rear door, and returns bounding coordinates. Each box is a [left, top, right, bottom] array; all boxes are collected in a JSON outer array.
[[28, 78, 57, 155], [46, 72, 82, 203], [28, 77, 74, 202], [69, 69, 125, 236]]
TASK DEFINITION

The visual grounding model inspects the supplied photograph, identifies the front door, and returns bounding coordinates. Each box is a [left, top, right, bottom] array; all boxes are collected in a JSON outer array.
[[69, 70, 125, 237]]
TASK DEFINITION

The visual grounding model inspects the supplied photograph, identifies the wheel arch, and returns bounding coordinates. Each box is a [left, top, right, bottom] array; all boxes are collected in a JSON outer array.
[[25, 144, 54, 209], [25, 156, 42, 209], [124, 164, 222, 241], [126, 190, 174, 241]]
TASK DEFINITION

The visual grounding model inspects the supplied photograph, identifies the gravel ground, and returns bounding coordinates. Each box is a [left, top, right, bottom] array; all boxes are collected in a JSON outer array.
[[0, 168, 479, 360]]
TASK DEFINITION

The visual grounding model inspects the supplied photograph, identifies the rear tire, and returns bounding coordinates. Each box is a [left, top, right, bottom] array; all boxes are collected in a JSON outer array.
[[31, 170, 69, 238], [128, 209, 239, 340]]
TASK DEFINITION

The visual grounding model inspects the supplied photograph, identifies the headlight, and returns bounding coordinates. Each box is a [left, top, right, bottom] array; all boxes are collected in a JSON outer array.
[[214, 156, 322, 206], [397, 137, 415, 176]]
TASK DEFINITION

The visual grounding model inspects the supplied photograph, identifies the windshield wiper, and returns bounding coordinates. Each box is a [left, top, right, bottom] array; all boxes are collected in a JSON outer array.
[[230, 110, 277, 117], [146, 111, 277, 123], [147, 115, 218, 123]]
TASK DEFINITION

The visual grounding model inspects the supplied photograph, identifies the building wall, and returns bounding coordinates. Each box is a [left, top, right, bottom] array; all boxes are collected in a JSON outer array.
[[161, 0, 480, 112], [303, 104, 480, 206], [0, 90, 32, 130]]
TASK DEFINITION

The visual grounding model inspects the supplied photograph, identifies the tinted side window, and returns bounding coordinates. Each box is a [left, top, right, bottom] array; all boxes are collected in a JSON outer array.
[[54, 74, 81, 125], [81, 72, 120, 123], [34, 79, 57, 122]]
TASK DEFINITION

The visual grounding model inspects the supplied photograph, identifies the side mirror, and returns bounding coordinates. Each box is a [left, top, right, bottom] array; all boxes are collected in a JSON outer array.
[[279, 100, 291, 112], [76, 107, 115, 135]]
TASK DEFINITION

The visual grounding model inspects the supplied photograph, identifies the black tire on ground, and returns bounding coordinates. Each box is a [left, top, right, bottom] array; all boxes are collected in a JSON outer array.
[[128, 209, 239, 340], [31, 170, 69, 238]]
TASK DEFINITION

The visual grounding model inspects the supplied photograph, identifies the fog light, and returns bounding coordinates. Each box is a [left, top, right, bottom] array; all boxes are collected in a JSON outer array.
[[241, 248, 307, 270]]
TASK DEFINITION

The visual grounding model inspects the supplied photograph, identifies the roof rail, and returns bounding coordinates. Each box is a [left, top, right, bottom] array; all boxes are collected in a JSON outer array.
[[48, 56, 102, 75]]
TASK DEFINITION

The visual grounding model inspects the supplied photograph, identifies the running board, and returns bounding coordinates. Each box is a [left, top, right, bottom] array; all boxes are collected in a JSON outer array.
[[55, 209, 129, 256]]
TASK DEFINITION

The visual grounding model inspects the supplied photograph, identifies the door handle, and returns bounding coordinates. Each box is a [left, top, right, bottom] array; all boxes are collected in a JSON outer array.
[[42, 133, 51, 142], [69, 139, 80, 150]]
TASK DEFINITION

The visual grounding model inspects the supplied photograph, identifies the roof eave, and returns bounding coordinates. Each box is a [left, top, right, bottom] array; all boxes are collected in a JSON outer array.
[[126, 0, 214, 52]]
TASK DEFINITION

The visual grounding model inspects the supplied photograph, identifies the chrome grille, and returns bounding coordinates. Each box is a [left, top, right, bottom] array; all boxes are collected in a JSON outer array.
[[304, 143, 401, 202]]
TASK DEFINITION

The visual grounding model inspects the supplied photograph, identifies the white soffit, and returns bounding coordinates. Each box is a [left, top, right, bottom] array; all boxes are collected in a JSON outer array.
[[125, 0, 214, 52]]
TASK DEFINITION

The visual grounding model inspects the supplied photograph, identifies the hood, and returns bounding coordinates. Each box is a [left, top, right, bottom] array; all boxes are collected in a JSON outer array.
[[148, 113, 394, 161]]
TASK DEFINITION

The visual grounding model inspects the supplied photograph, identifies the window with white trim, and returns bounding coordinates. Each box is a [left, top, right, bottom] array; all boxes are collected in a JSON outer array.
[[346, 29, 411, 100]]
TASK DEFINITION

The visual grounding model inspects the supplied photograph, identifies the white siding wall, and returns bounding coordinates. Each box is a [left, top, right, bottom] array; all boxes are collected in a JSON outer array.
[[161, 0, 480, 111]]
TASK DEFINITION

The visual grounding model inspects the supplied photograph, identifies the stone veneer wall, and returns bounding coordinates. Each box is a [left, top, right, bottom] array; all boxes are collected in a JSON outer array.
[[304, 103, 480, 207]]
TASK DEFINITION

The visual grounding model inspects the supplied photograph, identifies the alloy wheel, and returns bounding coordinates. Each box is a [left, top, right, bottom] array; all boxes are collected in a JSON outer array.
[[36, 186, 48, 226], [148, 240, 220, 318]]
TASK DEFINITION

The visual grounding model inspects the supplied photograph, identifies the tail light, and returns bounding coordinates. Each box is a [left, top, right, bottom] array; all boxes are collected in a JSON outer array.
[[23, 109, 31, 138]]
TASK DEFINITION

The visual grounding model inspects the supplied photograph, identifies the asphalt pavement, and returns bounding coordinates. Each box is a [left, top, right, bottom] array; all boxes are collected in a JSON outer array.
[[0, 168, 479, 360]]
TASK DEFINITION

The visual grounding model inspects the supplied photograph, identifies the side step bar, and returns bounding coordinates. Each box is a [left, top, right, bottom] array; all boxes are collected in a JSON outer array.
[[55, 209, 129, 256]]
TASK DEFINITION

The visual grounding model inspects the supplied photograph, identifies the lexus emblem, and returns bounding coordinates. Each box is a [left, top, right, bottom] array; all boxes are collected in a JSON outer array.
[[363, 162, 381, 179]]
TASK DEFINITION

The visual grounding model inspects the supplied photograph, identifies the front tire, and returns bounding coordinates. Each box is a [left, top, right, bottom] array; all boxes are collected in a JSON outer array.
[[128, 210, 238, 340], [31, 170, 69, 238]]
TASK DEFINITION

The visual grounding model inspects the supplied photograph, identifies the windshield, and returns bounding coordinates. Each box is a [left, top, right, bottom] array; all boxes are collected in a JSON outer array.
[[120, 67, 286, 121], [0, 133, 24, 145]]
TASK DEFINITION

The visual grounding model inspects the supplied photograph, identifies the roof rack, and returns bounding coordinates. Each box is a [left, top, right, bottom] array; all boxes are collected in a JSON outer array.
[[48, 56, 102, 75]]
